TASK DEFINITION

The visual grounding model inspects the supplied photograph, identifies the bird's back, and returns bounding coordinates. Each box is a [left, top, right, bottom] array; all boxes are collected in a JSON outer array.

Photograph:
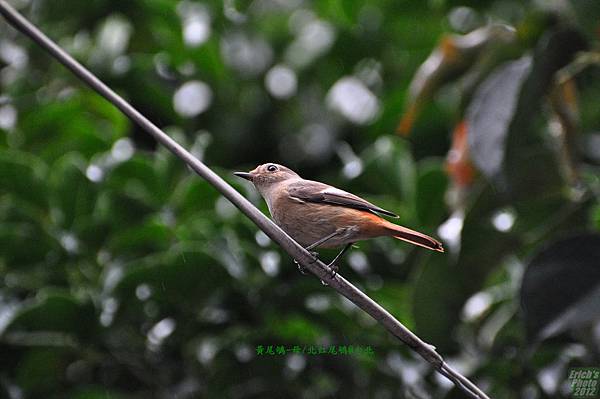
[[267, 178, 390, 248]]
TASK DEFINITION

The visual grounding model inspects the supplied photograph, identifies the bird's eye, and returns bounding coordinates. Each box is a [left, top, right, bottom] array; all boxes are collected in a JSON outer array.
[[267, 164, 278, 172]]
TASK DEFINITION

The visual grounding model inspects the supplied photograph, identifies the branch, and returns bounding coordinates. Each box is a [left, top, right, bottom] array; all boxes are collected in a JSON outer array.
[[0, 2, 490, 398]]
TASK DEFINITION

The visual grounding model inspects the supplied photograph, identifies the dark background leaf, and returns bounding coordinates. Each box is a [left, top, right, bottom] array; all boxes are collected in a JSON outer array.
[[521, 233, 600, 341]]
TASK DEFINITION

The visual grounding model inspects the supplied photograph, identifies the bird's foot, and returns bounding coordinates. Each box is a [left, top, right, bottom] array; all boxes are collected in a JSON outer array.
[[327, 261, 339, 278], [320, 262, 339, 286], [294, 252, 319, 275], [294, 259, 307, 275]]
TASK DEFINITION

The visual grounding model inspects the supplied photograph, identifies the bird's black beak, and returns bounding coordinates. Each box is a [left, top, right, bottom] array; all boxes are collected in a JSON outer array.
[[234, 171, 253, 181]]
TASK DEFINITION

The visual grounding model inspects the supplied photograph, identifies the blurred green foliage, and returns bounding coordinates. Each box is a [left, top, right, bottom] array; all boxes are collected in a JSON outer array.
[[1, 0, 599, 398]]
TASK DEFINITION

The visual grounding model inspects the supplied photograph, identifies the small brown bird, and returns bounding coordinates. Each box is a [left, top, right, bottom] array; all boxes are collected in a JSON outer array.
[[235, 163, 443, 271]]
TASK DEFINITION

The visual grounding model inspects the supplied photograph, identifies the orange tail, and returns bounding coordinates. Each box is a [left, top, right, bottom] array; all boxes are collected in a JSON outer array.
[[384, 221, 444, 252]]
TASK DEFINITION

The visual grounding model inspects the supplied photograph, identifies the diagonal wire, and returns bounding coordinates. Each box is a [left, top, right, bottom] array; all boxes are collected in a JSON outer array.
[[0, 2, 490, 398]]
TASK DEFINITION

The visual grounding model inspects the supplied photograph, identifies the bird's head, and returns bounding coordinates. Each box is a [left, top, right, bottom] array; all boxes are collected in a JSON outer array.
[[234, 163, 300, 193]]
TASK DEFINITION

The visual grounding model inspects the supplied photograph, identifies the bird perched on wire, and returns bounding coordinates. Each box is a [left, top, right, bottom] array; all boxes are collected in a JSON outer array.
[[235, 163, 444, 274]]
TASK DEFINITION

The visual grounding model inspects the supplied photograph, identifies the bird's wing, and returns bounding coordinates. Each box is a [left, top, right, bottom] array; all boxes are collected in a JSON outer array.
[[287, 179, 399, 218]]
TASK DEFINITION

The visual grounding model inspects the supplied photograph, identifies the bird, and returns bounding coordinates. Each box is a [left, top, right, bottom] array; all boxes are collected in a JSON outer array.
[[235, 163, 444, 273]]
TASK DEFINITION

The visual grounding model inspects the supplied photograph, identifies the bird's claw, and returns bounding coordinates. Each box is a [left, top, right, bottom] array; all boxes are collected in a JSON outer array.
[[294, 259, 308, 275], [327, 262, 339, 278], [294, 251, 338, 285], [320, 262, 339, 286], [294, 252, 320, 275]]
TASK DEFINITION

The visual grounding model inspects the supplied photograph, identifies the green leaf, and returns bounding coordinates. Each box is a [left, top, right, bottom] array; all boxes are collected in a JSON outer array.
[[15, 348, 68, 396], [94, 190, 155, 230], [415, 158, 448, 226], [267, 313, 326, 342], [94, 155, 165, 230], [190, 38, 228, 82], [2, 292, 97, 342], [169, 175, 220, 216], [112, 248, 231, 314], [107, 219, 173, 257], [19, 94, 123, 161], [49, 153, 98, 230], [368, 283, 414, 329], [106, 155, 165, 206], [0, 149, 48, 210], [0, 222, 58, 269], [360, 137, 417, 213], [84, 93, 129, 138], [411, 254, 460, 352], [412, 183, 516, 352]]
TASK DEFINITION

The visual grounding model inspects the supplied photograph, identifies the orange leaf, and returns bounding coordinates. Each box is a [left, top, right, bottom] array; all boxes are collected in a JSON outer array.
[[445, 120, 475, 187]]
